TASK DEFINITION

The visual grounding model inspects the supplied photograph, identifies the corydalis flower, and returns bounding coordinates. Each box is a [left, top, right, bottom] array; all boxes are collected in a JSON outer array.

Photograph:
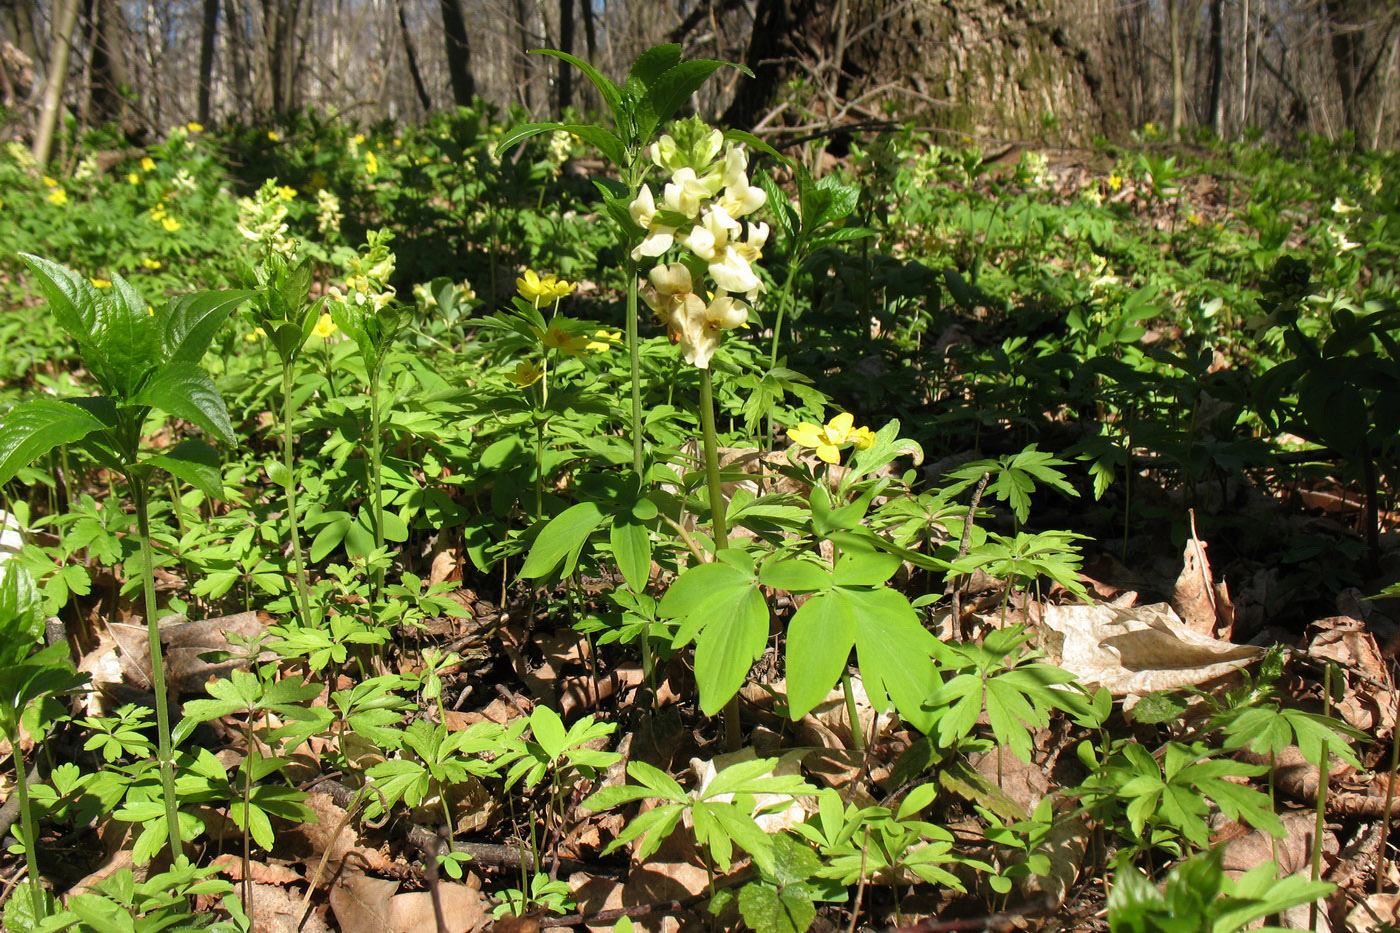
[[788, 412, 875, 465], [681, 212, 769, 297], [641, 263, 748, 369]]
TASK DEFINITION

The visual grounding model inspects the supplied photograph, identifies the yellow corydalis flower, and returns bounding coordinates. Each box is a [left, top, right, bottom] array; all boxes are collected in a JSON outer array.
[[267, 131, 280, 142], [141, 258, 161, 270], [787, 412, 875, 465], [507, 360, 544, 387], [516, 269, 575, 305], [311, 312, 337, 339]]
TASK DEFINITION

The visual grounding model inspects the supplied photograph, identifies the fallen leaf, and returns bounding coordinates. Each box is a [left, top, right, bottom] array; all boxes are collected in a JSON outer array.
[[1038, 602, 1263, 696], [331, 872, 488, 933]]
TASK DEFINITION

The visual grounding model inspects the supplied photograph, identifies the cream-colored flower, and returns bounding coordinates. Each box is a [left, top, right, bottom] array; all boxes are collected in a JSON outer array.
[[628, 185, 676, 260]]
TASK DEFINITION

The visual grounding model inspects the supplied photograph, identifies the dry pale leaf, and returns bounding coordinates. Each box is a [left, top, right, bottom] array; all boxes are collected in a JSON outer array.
[[1348, 893, 1400, 933], [330, 872, 488, 933], [1037, 602, 1263, 696]]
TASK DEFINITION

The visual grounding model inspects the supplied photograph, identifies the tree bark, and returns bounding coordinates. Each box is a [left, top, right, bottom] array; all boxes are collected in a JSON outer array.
[[223, 0, 250, 120], [33, 0, 80, 164], [0, 0, 39, 67], [724, 0, 1123, 143], [84, 0, 131, 128], [439, 0, 475, 106], [197, 0, 218, 124], [1207, 0, 1224, 137], [1327, 0, 1399, 146], [396, 0, 431, 114], [556, 0, 573, 115], [1168, 0, 1185, 133], [258, 0, 304, 115]]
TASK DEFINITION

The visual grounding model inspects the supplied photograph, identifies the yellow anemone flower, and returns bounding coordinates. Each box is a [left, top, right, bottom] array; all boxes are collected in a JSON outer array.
[[507, 360, 544, 387], [267, 131, 280, 141], [787, 412, 876, 465], [89, 277, 111, 288], [140, 157, 156, 172], [126, 173, 139, 185], [535, 324, 590, 356], [244, 326, 267, 342], [586, 329, 621, 352], [311, 312, 337, 339], [161, 216, 181, 232], [516, 269, 576, 304], [187, 122, 204, 133], [276, 185, 297, 201], [141, 258, 162, 270], [47, 188, 67, 206], [1107, 173, 1123, 191]]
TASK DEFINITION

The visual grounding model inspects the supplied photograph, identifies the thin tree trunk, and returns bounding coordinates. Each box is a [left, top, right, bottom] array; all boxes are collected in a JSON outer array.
[[86, 0, 131, 128], [1168, 0, 1185, 132], [439, 0, 475, 106], [1207, 0, 1224, 137], [224, 0, 249, 119], [1, 0, 39, 68], [396, 0, 430, 113], [556, 0, 573, 115], [33, 0, 80, 164], [197, 0, 218, 124]]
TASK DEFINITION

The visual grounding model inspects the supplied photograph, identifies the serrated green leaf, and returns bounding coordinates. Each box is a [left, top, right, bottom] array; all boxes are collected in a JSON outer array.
[[0, 398, 106, 486]]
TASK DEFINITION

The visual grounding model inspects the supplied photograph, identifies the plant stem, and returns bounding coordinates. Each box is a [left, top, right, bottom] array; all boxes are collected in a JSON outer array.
[[766, 263, 800, 450], [841, 673, 866, 754], [130, 476, 183, 861], [368, 368, 387, 599], [280, 366, 314, 624], [625, 257, 644, 476], [699, 366, 739, 748], [9, 730, 44, 920]]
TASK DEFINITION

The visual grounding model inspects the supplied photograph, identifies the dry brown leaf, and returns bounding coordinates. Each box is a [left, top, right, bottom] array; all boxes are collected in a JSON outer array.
[[1170, 532, 1234, 638], [210, 853, 303, 885], [330, 873, 488, 933], [1348, 893, 1400, 932], [163, 611, 273, 693], [245, 881, 333, 933], [1309, 623, 1396, 734], [291, 791, 394, 875], [1038, 602, 1263, 696]]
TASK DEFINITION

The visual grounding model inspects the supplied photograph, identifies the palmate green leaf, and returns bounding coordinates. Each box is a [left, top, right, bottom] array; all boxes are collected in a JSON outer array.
[[850, 587, 939, 733], [661, 556, 769, 715], [163, 290, 253, 364], [0, 398, 108, 486], [519, 501, 606, 580], [132, 363, 236, 446], [785, 588, 858, 721], [143, 439, 223, 499], [738, 881, 816, 933]]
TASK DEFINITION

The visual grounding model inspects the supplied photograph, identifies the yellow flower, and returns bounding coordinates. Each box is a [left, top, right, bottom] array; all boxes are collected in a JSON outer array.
[[353, 133, 366, 145], [89, 277, 111, 288], [507, 360, 544, 387], [311, 312, 337, 339], [187, 122, 203, 133], [365, 151, 378, 175], [42, 175, 58, 187], [162, 216, 181, 232], [140, 157, 156, 172], [267, 131, 280, 141], [516, 269, 575, 304], [787, 412, 876, 465], [536, 323, 590, 356], [1107, 173, 1123, 191], [147, 306, 155, 316], [47, 188, 67, 206], [126, 173, 139, 185], [244, 326, 267, 342], [276, 185, 297, 201], [393, 138, 402, 147], [150, 208, 167, 221], [586, 329, 621, 352], [141, 258, 162, 269]]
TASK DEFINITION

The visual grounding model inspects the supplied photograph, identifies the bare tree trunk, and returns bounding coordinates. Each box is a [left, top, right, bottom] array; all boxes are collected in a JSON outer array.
[[33, 0, 80, 164], [224, 0, 249, 120], [259, 0, 304, 115], [396, 0, 430, 113], [513, 0, 533, 111], [1328, 0, 1398, 145], [1168, 0, 1185, 132], [555, 0, 574, 116], [197, 0, 217, 124], [1207, 0, 1225, 136], [0, 0, 39, 66], [440, 0, 475, 106], [85, 0, 131, 129]]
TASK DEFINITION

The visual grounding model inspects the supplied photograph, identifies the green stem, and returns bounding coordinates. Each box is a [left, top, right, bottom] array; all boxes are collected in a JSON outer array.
[[699, 366, 739, 749], [841, 672, 867, 754], [280, 367, 314, 624], [130, 477, 183, 861], [766, 263, 800, 451], [10, 731, 44, 920], [698, 367, 728, 548], [368, 368, 386, 599], [625, 256, 643, 476]]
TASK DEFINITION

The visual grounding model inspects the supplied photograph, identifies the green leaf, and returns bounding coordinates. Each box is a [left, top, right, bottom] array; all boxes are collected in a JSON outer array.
[[530, 705, 567, 761], [519, 501, 606, 580], [661, 560, 769, 715], [162, 290, 252, 364], [495, 121, 570, 158], [531, 50, 626, 133], [643, 59, 745, 138], [610, 519, 651, 592], [850, 587, 939, 733], [784, 589, 858, 721], [759, 555, 831, 593], [0, 398, 107, 486], [143, 439, 223, 499], [559, 124, 628, 169], [627, 44, 682, 95], [133, 363, 236, 446]]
